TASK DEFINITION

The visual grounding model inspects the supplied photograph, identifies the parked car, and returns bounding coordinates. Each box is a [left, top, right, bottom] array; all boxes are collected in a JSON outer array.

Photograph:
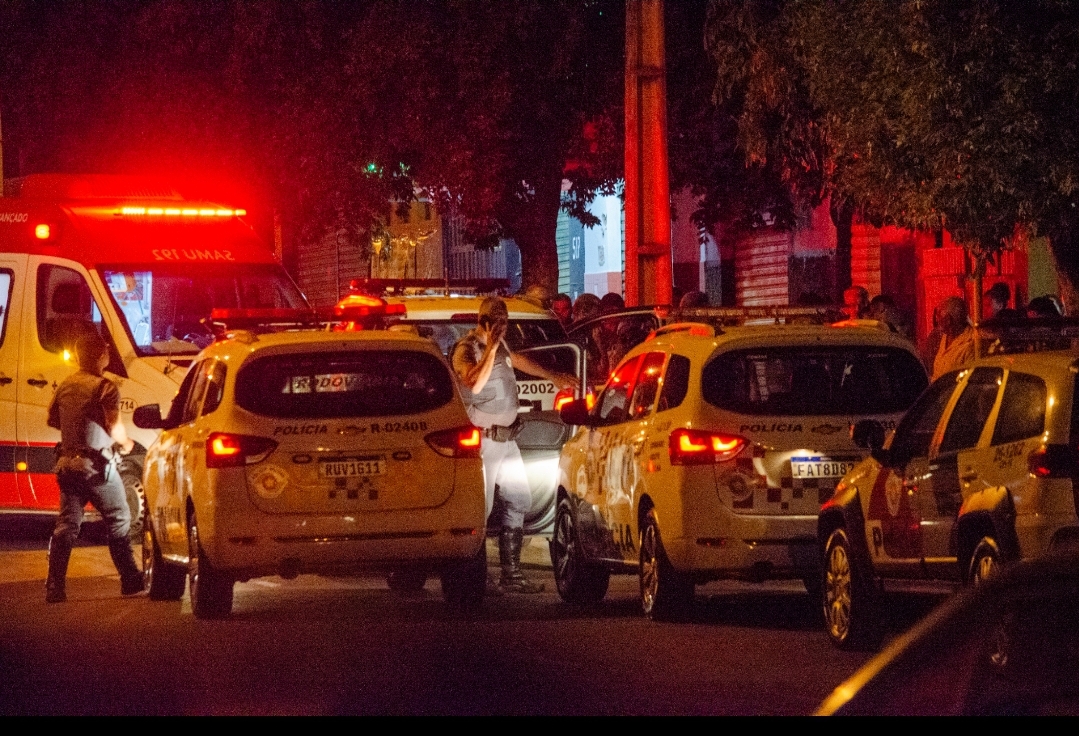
[[343, 279, 584, 536], [819, 332, 1079, 649], [817, 550, 1079, 715], [134, 302, 487, 618], [553, 317, 928, 619]]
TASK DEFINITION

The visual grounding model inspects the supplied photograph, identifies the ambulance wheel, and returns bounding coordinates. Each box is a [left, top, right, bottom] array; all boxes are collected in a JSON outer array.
[[441, 545, 486, 610], [187, 512, 234, 619], [968, 536, 1001, 585], [387, 570, 428, 593], [823, 527, 880, 650], [551, 499, 609, 604], [142, 512, 185, 601], [122, 470, 145, 542], [639, 510, 694, 621]]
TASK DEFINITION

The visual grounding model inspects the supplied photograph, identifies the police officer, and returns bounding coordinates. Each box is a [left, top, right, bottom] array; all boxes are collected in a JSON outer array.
[[45, 331, 143, 603], [452, 297, 576, 593]]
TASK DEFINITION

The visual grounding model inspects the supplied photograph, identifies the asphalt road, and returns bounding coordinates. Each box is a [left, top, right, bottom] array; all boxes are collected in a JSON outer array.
[[0, 517, 942, 715]]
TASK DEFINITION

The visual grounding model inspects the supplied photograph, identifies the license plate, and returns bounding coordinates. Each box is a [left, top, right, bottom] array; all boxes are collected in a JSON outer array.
[[319, 457, 386, 478], [790, 456, 859, 479]]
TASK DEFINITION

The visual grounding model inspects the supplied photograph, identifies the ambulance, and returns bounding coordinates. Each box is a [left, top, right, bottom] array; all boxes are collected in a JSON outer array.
[[0, 174, 308, 531]]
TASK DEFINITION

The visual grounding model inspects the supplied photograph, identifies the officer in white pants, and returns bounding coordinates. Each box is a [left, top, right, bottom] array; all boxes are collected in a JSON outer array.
[[452, 297, 576, 593]]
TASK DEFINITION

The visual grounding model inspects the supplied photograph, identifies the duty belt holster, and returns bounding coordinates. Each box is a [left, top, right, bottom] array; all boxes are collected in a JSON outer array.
[[54, 446, 113, 483], [484, 417, 523, 442]]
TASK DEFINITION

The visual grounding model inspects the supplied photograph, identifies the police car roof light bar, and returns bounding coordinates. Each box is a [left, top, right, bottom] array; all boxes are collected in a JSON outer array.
[[673, 305, 845, 326], [980, 316, 1079, 355], [207, 301, 404, 337], [349, 277, 511, 297]]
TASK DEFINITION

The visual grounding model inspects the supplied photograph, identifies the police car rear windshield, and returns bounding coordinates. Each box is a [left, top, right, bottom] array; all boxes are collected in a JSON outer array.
[[235, 350, 455, 419], [702, 347, 927, 416], [102, 263, 307, 357], [400, 319, 566, 356]]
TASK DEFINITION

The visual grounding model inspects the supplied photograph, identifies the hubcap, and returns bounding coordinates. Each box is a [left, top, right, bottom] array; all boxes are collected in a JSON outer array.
[[640, 522, 658, 614], [824, 539, 852, 640]]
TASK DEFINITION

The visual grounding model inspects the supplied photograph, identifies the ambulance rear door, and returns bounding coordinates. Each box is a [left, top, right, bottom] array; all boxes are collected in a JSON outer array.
[[15, 256, 127, 510], [0, 254, 27, 509]]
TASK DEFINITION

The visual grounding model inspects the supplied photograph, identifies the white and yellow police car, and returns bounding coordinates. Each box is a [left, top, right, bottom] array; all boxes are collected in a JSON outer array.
[[821, 318, 1079, 649], [553, 314, 928, 619], [133, 301, 487, 618]]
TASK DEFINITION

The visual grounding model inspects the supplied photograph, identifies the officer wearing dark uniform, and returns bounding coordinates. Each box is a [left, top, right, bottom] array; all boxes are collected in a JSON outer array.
[[46, 331, 143, 603]]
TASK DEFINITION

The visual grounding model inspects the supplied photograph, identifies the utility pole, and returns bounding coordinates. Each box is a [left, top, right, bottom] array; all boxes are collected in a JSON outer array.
[[624, 0, 672, 306]]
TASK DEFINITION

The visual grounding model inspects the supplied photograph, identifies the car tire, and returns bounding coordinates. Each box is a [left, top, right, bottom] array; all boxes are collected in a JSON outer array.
[[142, 512, 185, 601], [121, 470, 145, 542], [440, 544, 486, 610], [823, 527, 880, 650], [969, 536, 1001, 585], [639, 509, 693, 621], [387, 570, 428, 593], [550, 499, 610, 605], [187, 512, 234, 619]]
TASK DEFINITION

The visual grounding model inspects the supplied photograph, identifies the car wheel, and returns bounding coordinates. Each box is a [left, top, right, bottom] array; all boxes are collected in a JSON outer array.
[[387, 570, 428, 593], [440, 544, 486, 610], [143, 511, 185, 601], [550, 499, 610, 605], [187, 512, 234, 619], [639, 509, 693, 620], [969, 536, 1000, 585], [122, 470, 145, 542], [823, 527, 879, 650]]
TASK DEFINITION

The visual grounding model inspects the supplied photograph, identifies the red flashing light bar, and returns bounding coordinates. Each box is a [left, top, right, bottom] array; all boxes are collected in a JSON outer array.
[[350, 278, 511, 295], [118, 206, 247, 217]]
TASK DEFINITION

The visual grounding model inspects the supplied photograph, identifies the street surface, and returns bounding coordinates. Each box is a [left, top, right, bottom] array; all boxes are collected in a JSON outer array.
[[0, 517, 941, 715]]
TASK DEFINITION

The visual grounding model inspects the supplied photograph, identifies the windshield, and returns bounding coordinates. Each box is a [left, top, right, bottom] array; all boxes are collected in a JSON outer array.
[[102, 263, 308, 356], [394, 318, 566, 355]]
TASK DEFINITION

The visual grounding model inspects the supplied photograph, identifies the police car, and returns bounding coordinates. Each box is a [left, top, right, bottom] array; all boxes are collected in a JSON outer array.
[[132, 300, 487, 618], [553, 311, 928, 619], [820, 318, 1079, 649], [342, 279, 584, 536]]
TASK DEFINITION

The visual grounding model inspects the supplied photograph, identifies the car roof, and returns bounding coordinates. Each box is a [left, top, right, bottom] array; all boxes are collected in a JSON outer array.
[[196, 326, 441, 362], [964, 348, 1079, 375], [628, 322, 923, 362], [385, 295, 552, 321]]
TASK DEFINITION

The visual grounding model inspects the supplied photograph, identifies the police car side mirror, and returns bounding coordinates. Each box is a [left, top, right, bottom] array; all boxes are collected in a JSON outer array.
[[852, 419, 886, 455], [559, 398, 597, 427], [133, 404, 167, 430]]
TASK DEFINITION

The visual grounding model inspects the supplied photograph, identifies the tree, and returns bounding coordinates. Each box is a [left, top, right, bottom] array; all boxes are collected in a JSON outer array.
[[703, 0, 1079, 306]]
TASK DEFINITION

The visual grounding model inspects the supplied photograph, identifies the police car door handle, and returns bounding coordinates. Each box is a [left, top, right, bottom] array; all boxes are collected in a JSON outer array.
[[0, 376, 12, 385], [26, 378, 48, 388], [960, 470, 979, 482]]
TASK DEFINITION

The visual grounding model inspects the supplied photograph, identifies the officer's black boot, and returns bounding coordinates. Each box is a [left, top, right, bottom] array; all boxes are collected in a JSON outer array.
[[46, 535, 72, 604], [498, 527, 544, 594], [108, 537, 144, 596]]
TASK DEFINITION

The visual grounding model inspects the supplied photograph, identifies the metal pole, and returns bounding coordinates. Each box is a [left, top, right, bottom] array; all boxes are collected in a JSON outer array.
[[624, 0, 672, 306]]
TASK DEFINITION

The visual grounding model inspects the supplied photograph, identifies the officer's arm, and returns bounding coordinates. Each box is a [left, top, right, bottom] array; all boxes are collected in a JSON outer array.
[[454, 331, 500, 394], [510, 352, 580, 391], [102, 383, 134, 454]]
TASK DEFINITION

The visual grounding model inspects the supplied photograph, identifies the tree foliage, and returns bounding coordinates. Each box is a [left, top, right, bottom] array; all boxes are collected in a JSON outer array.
[[0, 0, 626, 290]]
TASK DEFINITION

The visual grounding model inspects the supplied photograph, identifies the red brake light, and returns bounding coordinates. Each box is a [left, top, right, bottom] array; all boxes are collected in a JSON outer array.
[[426, 426, 482, 459], [1028, 445, 1077, 479], [206, 432, 278, 468], [669, 428, 747, 466], [553, 388, 575, 412]]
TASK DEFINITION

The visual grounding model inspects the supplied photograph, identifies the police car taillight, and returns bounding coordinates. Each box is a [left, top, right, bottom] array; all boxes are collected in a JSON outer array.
[[668, 429, 746, 465], [335, 294, 406, 319], [425, 426, 482, 459], [1028, 445, 1077, 479], [206, 432, 278, 468], [553, 388, 576, 412]]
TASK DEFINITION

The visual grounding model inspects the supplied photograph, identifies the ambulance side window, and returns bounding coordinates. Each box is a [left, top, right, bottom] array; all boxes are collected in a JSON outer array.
[[35, 264, 125, 376], [0, 270, 12, 348]]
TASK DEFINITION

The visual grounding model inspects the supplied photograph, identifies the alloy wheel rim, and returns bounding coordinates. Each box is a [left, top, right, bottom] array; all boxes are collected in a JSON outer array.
[[640, 522, 658, 614], [552, 512, 575, 588], [142, 526, 154, 589], [974, 552, 996, 584], [188, 521, 200, 604], [824, 541, 852, 640]]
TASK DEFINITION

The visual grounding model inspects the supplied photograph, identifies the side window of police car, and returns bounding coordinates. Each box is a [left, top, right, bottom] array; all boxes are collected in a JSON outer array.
[[164, 363, 201, 428], [991, 372, 1047, 446], [888, 371, 962, 467], [596, 355, 642, 426], [629, 352, 666, 420], [181, 361, 212, 425], [656, 354, 690, 413], [939, 368, 1004, 454], [201, 361, 227, 416]]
